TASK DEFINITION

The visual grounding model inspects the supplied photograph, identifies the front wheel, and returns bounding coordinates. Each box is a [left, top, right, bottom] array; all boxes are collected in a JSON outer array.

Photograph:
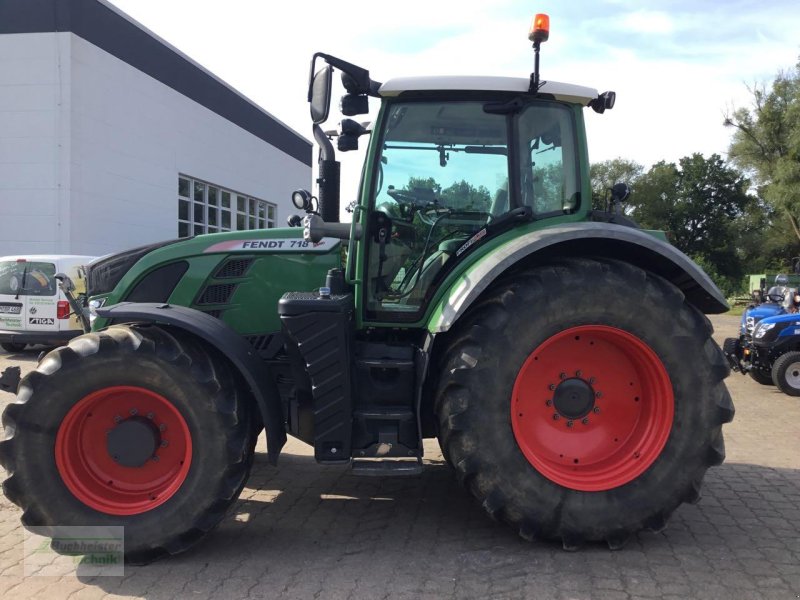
[[0, 325, 255, 563], [748, 368, 774, 386], [435, 258, 734, 548], [771, 351, 800, 396]]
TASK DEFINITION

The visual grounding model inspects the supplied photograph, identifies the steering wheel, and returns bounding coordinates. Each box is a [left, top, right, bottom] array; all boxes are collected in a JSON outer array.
[[386, 186, 448, 224], [767, 293, 785, 303]]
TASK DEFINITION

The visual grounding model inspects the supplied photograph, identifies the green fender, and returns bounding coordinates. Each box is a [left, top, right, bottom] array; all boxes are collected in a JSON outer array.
[[426, 222, 728, 333]]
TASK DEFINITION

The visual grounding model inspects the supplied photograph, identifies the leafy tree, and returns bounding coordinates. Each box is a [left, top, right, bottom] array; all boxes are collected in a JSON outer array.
[[401, 177, 491, 212], [630, 153, 753, 291], [589, 158, 644, 211], [725, 60, 800, 242]]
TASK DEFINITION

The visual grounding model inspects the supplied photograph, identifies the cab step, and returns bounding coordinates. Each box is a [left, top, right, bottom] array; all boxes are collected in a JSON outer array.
[[350, 458, 423, 477]]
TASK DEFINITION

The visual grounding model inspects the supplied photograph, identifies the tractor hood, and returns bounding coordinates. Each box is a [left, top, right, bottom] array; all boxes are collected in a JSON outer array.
[[751, 312, 800, 346], [89, 229, 341, 336]]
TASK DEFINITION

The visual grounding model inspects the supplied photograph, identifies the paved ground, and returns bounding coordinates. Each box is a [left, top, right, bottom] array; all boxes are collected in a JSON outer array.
[[0, 314, 798, 599]]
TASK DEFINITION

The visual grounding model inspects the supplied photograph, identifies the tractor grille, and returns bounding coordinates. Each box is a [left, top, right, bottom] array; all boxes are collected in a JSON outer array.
[[202, 309, 223, 319], [196, 283, 236, 305], [215, 258, 253, 279]]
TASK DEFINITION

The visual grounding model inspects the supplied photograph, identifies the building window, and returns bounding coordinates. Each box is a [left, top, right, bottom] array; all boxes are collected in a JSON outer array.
[[178, 176, 276, 238]]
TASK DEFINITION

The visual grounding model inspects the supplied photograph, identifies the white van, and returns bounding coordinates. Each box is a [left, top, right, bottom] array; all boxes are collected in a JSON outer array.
[[0, 255, 95, 352]]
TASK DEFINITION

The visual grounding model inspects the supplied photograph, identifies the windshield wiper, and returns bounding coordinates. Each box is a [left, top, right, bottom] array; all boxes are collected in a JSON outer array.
[[15, 265, 28, 300]]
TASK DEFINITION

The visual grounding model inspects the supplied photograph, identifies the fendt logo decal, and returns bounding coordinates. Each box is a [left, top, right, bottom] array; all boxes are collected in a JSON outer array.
[[203, 238, 338, 254], [29, 317, 55, 325]]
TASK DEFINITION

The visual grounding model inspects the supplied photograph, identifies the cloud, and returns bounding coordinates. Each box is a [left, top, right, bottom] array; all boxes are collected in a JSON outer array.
[[621, 10, 676, 35]]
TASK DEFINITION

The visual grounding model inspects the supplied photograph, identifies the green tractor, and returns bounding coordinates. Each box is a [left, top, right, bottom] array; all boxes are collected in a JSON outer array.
[[0, 17, 733, 563]]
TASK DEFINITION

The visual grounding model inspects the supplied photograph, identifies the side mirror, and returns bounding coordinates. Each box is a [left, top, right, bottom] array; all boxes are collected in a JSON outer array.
[[54, 272, 75, 293], [610, 182, 630, 203], [310, 65, 333, 124]]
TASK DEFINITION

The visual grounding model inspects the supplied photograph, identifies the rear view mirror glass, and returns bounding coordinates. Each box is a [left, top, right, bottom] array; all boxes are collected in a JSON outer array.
[[310, 65, 333, 125]]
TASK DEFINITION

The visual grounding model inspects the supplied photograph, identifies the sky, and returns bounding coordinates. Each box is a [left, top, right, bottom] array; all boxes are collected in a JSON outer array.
[[107, 0, 800, 207]]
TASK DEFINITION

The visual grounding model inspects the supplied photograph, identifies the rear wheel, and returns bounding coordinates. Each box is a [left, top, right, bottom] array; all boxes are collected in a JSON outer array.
[[0, 325, 254, 563], [435, 258, 733, 548], [771, 351, 800, 396], [748, 368, 774, 386], [1, 342, 26, 353]]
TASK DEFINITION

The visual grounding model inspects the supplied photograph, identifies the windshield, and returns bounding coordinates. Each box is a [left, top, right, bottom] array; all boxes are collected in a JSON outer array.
[[365, 99, 580, 320], [0, 261, 57, 296]]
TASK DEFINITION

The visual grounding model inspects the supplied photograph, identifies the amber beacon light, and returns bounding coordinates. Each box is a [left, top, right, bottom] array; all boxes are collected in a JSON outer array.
[[529, 13, 550, 43], [528, 13, 550, 91]]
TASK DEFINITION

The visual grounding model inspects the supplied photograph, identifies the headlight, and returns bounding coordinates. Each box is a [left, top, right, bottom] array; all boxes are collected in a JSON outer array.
[[745, 316, 755, 333], [88, 297, 107, 328], [754, 322, 776, 339], [88, 298, 106, 315]]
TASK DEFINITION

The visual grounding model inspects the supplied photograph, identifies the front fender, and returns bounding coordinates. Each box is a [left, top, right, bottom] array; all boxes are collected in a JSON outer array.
[[96, 302, 286, 463], [428, 222, 728, 333]]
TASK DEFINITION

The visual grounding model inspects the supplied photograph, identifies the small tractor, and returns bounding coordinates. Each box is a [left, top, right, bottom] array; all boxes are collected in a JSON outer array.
[[0, 16, 733, 563]]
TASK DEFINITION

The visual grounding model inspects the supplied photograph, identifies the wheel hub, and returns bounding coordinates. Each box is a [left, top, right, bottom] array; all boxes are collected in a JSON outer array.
[[106, 416, 160, 467], [553, 377, 595, 419]]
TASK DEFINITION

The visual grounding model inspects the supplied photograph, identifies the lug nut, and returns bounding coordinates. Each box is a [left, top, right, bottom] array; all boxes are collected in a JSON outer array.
[[159, 424, 167, 432], [582, 418, 589, 425], [152, 455, 160, 462], [129, 408, 138, 416], [589, 377, 596, 384], [146, 412, 154, 420], [559, 372, 567, 380], [595, 391, 603, 399], [545, 399, 553, 407], [160, 440, 169, 448], [553, 414, 560, 421], [548, 384, 556, 391], [566, 420, 574, 428], [575, 370, 582, 377], [113, 415, 122, 424], [593, 407, 601, 414]]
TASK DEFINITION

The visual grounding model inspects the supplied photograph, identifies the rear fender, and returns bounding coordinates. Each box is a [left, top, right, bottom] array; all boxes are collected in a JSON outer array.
[[96, 302, 286, 463], [428, 222, 728, 333]]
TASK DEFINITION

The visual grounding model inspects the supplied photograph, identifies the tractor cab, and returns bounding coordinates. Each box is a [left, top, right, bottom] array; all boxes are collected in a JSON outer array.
[[299, 20, 615, 327]]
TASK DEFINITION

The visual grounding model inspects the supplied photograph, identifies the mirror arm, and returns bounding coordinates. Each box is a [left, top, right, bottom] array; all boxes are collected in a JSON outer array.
[[313, 124, 335, 162], [308, 52, 381, 98]]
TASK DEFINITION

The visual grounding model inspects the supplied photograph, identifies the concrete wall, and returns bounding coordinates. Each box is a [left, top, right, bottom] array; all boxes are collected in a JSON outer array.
[[0, 30, 311, 257], [0, 32, 70, 255]]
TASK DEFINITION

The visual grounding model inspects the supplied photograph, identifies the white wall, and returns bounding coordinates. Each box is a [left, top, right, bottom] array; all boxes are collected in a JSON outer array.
[[0, 32, 71, 255], [0, 31, 311, 257]]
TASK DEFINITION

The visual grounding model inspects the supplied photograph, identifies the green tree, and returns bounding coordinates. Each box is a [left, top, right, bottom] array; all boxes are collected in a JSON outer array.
[[590, 158, 644, 210], [725, 60, 800, 241], [631, 153, 753, 292]]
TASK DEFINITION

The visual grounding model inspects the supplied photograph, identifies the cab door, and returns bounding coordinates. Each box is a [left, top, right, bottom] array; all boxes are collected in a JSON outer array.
[[360, 99, 510, 323]]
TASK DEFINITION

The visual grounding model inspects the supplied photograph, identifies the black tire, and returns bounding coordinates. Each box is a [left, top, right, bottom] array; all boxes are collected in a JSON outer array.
[[748, 368, 775, 386], [1, 342, 26, 353], [771, 351, 800, 396], [0, 325, 255, 564], [435, 258, 734, 549]]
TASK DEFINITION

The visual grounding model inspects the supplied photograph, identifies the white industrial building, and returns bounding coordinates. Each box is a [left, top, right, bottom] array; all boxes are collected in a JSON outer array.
[[0, 0, 311, 257]]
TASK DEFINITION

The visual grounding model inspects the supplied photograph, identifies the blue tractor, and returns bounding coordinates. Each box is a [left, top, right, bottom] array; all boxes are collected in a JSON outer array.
[[724, 274, 800, 388]]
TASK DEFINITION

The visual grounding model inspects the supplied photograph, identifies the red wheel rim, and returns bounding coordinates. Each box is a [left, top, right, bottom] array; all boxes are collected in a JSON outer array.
[[55, 386, 192, 515], [511, 326, 674, 491]]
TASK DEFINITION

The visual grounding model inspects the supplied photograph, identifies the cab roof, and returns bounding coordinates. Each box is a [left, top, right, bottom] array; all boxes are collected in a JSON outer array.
[[378, 76, 598, 105]]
